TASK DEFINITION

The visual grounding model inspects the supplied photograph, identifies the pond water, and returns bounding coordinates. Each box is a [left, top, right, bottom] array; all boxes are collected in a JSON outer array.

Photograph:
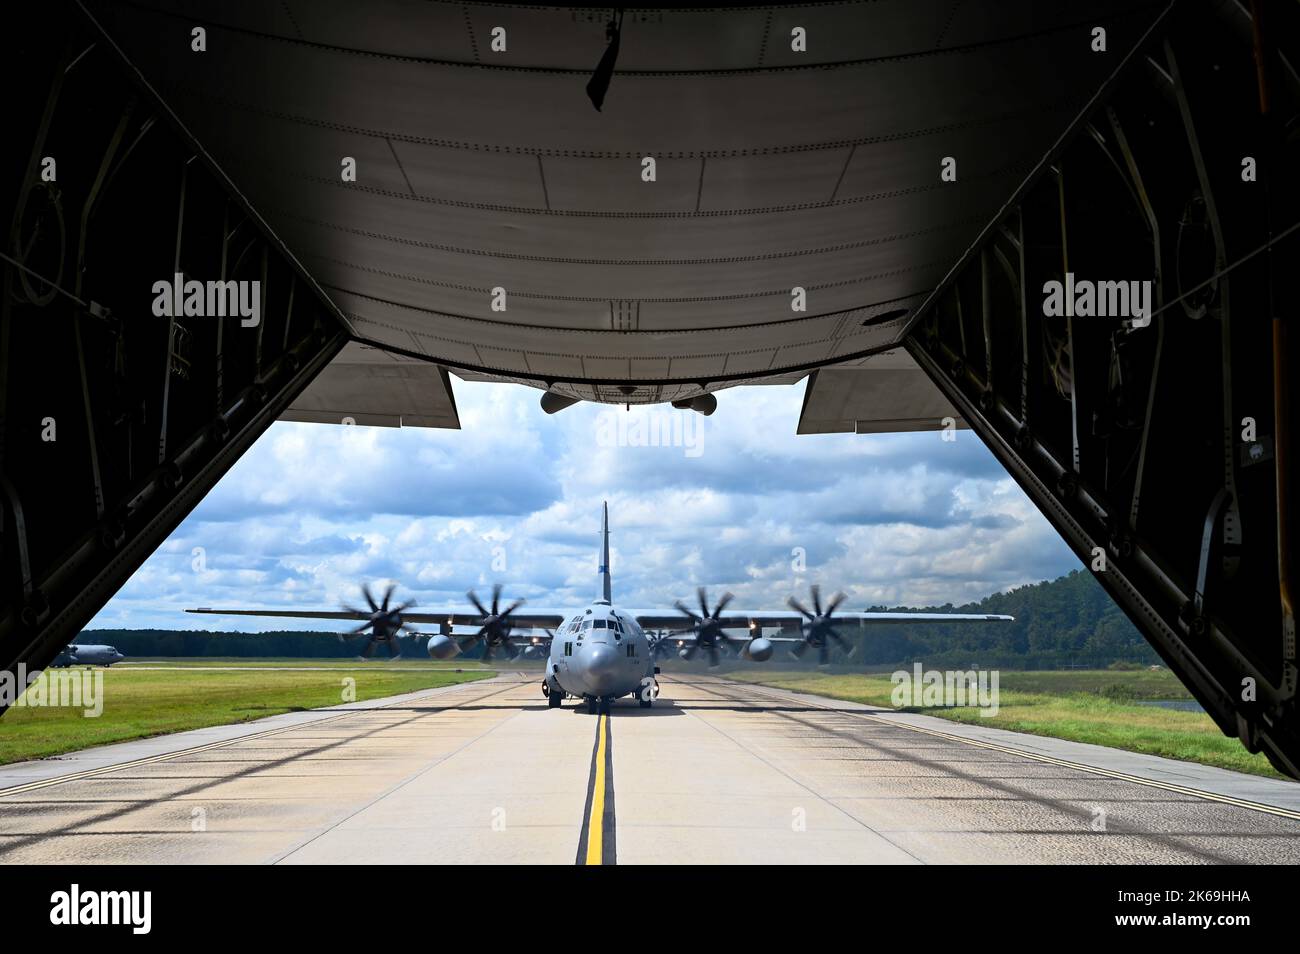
[[1134, 699, 1205, 713]]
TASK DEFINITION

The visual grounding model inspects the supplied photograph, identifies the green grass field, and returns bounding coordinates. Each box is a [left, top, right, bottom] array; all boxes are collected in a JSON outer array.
[[726, 668, 1287, 779], [0, 666, 494, 766]]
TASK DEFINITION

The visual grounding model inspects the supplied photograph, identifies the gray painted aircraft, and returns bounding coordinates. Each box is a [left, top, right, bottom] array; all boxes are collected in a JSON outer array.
[[50, 643, 125, 667], [189, 504, 1012, 714]]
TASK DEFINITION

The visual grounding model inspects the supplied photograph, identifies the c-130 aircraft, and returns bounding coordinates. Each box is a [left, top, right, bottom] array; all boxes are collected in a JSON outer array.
[[190, 503, 1012, 714]]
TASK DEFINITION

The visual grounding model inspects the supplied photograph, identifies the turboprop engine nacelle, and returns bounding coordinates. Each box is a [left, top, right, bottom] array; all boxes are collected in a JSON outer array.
[[427, 634, 460, 660]]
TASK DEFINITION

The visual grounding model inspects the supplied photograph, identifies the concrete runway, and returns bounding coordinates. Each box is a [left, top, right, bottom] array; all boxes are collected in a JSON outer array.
[[1, 672, 1298, 864]]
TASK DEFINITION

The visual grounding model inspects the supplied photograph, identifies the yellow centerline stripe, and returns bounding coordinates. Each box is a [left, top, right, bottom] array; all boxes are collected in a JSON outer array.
[[718, 678, 1300, 822], [584, 714, 608, 865]]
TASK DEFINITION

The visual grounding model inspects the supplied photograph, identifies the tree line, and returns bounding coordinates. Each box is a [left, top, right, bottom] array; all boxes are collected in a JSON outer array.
[[850, 569, 1159, 668], [81, 569, 1159, 668]]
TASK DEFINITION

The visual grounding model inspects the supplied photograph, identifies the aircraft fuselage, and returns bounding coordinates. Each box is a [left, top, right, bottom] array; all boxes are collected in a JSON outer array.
[[50, 644, 125, 667], [545, 600, 655, 706]]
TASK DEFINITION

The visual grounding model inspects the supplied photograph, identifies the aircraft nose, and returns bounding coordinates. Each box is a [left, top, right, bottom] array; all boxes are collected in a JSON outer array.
[[583, 643, 621, 696]]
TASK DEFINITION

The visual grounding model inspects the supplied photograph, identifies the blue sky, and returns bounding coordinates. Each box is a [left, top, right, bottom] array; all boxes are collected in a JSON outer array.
[[89, 377, 1082, 631]]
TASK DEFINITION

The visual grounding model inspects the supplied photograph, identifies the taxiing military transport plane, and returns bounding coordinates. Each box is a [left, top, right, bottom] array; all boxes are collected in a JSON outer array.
[[190, 504, 1012, 714], [49, 643, 125, 667]]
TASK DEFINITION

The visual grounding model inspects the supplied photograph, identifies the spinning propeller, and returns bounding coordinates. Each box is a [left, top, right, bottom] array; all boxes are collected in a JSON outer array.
[[787, 585, 854, 665], [463, 584, 527, 661], [648, 629, 690, 661], [672, 587, 742, 668], [339, 583, 416, 659]]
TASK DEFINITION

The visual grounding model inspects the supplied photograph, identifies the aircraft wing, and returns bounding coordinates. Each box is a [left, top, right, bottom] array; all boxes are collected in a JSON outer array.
[[506, 631, 555, 647], [186, 607, 570, 630], [628, 609, 1013, 632]]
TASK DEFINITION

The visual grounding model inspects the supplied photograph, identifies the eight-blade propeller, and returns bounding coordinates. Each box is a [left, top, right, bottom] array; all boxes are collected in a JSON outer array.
[[787, 584, 853, 665], [339, 583, 416, 659], [646, 630, 680, 661], [463, 583, 527, 661], [672, 587, 741, 668]]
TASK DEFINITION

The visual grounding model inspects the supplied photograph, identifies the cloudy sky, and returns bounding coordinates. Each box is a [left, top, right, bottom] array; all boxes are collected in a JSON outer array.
[[89, 377, 1082, 632]]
